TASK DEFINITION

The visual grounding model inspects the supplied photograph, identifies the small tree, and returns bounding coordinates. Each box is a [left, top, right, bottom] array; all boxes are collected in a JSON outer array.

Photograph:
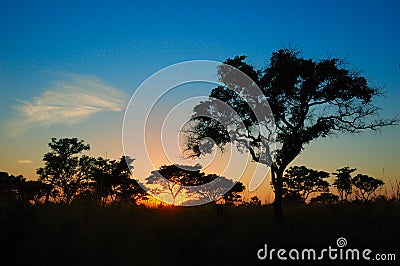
[[222, 182, 245, 205], [352, 174, 384, 202], [249, 195, 262, 206], [21, 180, 48, 205], [309, 192, 339, 205], [333, 166, 356, 202], [283, 166, 330, 202]]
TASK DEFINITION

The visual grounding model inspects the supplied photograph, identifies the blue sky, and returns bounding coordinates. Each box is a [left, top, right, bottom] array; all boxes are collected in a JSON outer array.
[[0, 0, 399, 196]]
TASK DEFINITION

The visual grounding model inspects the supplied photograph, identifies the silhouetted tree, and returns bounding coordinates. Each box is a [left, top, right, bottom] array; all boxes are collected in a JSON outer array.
[[0, 172, 47, 205], [193, 174, 231, 204], [90, 156, 146, 206], [146, 164, 205, 205], [146, 164, 244, 205], [37, 137, 92, 204], [309, 192, 339, 205], [332, 166, 356, 202], [185, 48, 397, 223], [282, 192, 304, 204], [249, 195, 262, 206], [283, 166, 330, 202], [21, 180, 48, 204], [222, 182, 245, 205], [0, 171, 25, 204], [352, 174, 384, 202]]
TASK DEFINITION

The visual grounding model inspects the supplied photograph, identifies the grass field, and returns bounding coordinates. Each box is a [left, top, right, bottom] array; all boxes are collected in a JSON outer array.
[[1, 202, 399, 265]]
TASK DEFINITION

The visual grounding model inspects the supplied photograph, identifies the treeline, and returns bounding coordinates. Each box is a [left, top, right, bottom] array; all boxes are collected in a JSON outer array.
[[1, 137, 397, 208], [0, 157, 146, 207], [0, 137, 247, 207], [1, 138, 145, 207], [281, 165, 397, 204]]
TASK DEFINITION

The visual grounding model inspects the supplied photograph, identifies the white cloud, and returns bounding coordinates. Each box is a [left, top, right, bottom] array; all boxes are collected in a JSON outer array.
[[13, 73, 127, 130], [17, 160, 33, 164]]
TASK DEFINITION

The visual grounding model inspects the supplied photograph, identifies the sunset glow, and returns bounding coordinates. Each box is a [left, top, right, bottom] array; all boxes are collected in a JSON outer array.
[[0, 0, 399, 202]]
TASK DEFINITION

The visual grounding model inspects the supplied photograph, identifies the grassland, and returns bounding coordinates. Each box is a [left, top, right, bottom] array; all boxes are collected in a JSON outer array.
[[1, 202, 398, 266]]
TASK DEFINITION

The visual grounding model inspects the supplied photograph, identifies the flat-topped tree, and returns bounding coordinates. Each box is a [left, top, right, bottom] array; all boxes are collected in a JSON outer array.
[[185, 48, 398, 224], [353, 174, 384, 202], [146, 164, 205, 205], [283, 166, 330, 202], [146, 164, 245, 205]]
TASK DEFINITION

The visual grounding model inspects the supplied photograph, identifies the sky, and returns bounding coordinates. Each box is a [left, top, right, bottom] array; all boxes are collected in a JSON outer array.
[[0, 0, 399, 200]]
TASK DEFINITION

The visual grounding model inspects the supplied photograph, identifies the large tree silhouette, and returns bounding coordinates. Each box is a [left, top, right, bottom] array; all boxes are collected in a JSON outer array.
[[37, 137, 91, 204], [185, 48, 398, 224]]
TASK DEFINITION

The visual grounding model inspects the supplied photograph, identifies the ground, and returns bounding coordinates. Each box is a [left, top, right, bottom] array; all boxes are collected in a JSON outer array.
[[1, 202, 398, 265]]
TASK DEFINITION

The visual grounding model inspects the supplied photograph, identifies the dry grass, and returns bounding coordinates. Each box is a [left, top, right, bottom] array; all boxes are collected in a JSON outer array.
[[1, 201, 399, 266]]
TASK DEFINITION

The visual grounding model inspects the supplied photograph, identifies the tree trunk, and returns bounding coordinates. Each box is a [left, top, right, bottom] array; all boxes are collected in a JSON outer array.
[[44, 185, 52, 204], [66, 194, 72, 205], [45, 191, 50, 204], [272, 168, 284, 226]]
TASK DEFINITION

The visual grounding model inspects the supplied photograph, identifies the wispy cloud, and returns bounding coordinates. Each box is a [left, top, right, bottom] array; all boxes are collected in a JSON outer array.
[[17, 160, 33, 164], [13, 73, 127, 132]]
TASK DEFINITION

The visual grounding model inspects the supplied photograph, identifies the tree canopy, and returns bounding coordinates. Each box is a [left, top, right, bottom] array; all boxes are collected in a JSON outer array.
[[89, 156, 145, 206], [146, 164, 245, 205], [283, 165, 330, 202], [185, 48, 398, 222], [36, 137, 91, 204], [333, 166, 356, 201], [353, 174, 384, 202]]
